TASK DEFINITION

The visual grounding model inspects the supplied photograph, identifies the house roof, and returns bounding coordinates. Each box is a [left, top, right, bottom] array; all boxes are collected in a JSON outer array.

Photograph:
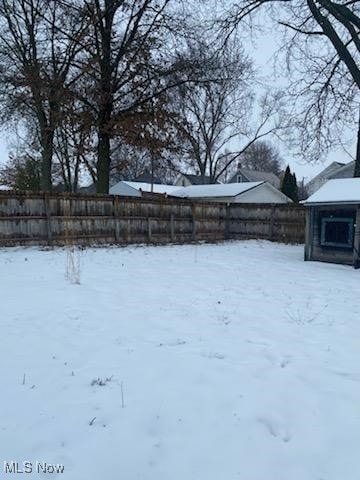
[[306, 161, 345, 188], [303, 178, 360, 205], [229, 168, 280, 188], [328, 161, 355, 180], [181, 174, 219, 185], [172, 182, 264, 198], [111, 181, 179, 195]]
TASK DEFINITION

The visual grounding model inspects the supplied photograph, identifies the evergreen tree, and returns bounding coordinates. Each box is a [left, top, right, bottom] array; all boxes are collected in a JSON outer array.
[[0, 155, 41, 191], [291, 173, 299, 203], [281, 165, 298, 202]]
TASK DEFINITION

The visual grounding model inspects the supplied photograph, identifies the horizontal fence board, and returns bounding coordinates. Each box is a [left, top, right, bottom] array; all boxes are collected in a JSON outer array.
[[0, 191, 305, 246]]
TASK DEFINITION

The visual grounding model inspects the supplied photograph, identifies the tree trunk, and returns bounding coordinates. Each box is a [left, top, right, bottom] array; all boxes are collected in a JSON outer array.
[[96, 131, 111, 193], [40, 131, 54, 191], [91, 1, 115, 194], [354, 109, 360, 177]]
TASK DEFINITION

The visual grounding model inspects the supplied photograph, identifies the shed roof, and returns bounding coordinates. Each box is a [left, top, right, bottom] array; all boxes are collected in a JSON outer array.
[[303, 178, 360, 205]]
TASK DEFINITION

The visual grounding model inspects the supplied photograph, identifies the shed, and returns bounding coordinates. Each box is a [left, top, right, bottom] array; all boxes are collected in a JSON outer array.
[[171, 181, 292, 204], [303, 178, 360, 266]]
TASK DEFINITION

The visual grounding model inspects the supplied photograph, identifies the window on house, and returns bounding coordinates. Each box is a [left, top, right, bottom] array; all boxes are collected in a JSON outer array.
[[320, 217, 354, 248], [237, 174, 244, 182]]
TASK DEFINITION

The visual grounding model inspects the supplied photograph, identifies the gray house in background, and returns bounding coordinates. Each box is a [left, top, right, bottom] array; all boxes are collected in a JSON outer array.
[[227, 168, 280, 189], [306, 161, 354, 196]]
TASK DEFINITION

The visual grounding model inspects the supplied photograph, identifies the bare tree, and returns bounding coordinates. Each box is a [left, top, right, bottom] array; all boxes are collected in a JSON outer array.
[[53, 100, 94, 192], [0, 0, 86, 190], [110, 141, 180, 184], [71, 0, 203, 193], [171, 41, 283, 183], [237, 140, 284, 175], [0, 1, 220, 193], [219, 1, 360, 175]]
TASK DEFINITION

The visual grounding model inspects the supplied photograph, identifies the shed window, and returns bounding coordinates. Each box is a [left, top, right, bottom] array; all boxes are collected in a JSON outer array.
[[320, 217, 354, 248]]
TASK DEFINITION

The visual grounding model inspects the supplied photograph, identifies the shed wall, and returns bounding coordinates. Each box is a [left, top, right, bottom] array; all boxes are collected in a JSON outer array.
[[305, 204, 359, 265]]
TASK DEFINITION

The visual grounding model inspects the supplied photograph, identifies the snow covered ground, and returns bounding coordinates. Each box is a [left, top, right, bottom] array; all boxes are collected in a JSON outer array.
[[1, 240, 359, 480]]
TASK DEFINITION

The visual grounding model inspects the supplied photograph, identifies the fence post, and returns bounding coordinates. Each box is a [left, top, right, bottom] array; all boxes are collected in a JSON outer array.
[[225, 204, 231, 240], [170, 213, 175, 242], [44, 193, 52, 246], [113, 196, 121, 243], [191, 204, 197, 241], [269, 205, 276, 241], [148, 217, 152, 242]]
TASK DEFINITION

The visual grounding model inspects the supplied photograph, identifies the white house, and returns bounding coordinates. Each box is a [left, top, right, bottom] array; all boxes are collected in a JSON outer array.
[[171, 182, 292, 203], [110, 181, 180, 197]]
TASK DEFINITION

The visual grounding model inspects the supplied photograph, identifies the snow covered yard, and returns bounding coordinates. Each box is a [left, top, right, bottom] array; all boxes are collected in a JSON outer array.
[[1, 240, 359, 480]]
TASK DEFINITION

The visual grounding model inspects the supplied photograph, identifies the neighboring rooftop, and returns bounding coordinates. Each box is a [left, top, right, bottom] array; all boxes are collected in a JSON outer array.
[[172, 182, 263, 198], [304, 178, 360, 205], [228, 168, 280, 189], [181, 174, 219, 185], [110, 181, 179, 196], [305, 161, 347, 195], [328, 161, 355, 180]]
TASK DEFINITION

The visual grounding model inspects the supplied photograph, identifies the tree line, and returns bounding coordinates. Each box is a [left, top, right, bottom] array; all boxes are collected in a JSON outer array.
[[0, 0, 358, 194]]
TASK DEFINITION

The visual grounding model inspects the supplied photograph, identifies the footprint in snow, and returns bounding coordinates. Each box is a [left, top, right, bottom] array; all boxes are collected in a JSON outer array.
[[280, 356, 292, 368], [257, 415, 291, 443], [263, 352, 292, 369]]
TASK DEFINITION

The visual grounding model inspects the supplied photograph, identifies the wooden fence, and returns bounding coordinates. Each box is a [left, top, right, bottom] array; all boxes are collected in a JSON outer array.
[[228, 203, 305, 244], [0, 191, 305, 247]]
